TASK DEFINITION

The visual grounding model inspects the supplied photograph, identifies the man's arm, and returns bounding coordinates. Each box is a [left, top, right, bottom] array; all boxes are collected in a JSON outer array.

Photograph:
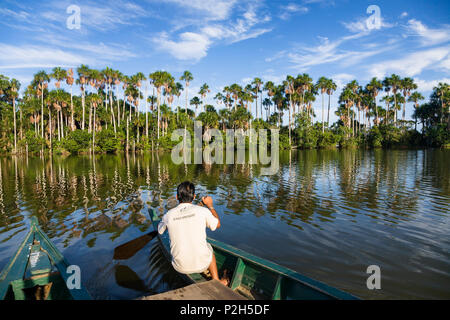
[[202, 196, 221, 229], [158, 215, 168, 234]]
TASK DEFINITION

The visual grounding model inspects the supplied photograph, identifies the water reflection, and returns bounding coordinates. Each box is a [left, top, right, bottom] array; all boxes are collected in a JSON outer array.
[[0, 149, 449, 299]]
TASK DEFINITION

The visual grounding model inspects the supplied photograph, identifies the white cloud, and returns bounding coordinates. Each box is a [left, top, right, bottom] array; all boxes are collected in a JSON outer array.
[[414, 77, 450, 92], [279, 3, 309, 20], [40, 0, 150, 32], [332, 73, 356, 90], [369, 47, 450, 78], [160, 0, 237, 21], [0, 43, 93, 69], [405, 19, 450, 46], [152, 2, 271, 60], [342, 16, 394, 34], [400, 12, 408, 18], [153, 32, 211, 61], [286, 36, 389, 71]]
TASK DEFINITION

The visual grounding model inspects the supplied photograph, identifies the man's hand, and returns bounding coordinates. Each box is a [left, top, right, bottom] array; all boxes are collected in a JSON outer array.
[[201, 196, 214, 209]]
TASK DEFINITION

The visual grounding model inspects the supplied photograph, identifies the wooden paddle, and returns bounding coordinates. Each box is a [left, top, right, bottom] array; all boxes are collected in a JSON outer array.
[[114, 264, 149, 292], [113, 230, 158, 260]]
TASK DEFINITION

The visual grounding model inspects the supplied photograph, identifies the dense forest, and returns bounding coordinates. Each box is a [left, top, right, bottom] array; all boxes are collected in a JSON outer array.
[[0, 67, 449, 155]]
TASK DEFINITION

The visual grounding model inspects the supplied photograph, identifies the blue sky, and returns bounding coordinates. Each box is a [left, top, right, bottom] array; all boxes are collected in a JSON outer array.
[[0, 0, 449, 124]]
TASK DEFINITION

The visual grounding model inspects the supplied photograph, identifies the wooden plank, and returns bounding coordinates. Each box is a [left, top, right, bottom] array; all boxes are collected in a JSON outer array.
[[138, 280, 247, 300]]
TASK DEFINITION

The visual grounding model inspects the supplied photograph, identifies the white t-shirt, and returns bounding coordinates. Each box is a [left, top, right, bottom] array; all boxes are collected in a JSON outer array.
[[158, 202, 219, 274]]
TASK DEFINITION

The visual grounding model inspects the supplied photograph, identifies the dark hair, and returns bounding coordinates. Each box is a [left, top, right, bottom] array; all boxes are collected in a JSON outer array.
[[177, 181, 195, 203]]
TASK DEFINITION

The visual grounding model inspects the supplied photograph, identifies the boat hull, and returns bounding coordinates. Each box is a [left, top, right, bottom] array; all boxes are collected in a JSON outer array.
[[148, 208, 358, 300]]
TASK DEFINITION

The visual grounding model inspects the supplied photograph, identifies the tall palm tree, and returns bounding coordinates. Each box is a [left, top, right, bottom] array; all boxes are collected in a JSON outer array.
[[251, 78, 263, 119], [149, 71, 171, 142], [325, 78, 337, 129], [382, 76, 392, 124], [199, 83, 210, 113], [65, 68, 75, 131], [434, 82, 450, 123], [284, 75, 295, 145], [401, 77, 417, 122], [262, 97, 272, 121], [316, 77, 328, 133], [76, 65, 90, 130], [180, 71, 193, 115], [366, 77, 382, 126], [8, 79, 20, 153], [408, 92, 424, 130], [263, 81, 276, 119], [190, 96, 202, 115], [32, 70, 50, 139], [388, 74, 402, 125]]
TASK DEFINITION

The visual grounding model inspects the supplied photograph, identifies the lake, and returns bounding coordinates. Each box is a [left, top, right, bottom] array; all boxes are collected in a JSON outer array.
[[0, 149, 449, 299]]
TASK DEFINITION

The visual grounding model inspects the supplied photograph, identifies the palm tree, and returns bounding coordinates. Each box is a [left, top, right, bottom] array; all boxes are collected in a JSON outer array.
[[325, 78, 337, 129], [388, 74, 402, 125], [284, 75, 295, 145], [76, 65, 90, 130], [262, 97, 272, 121], [199, 83, 210, 112], [316, 77, 328, 133], [382, 76, 392, 124], [180, 71, 193, 115], [263, 81, 276, 119], [295, 73, 313, 114], [230, 83, 242, 111], [401, 77, 417, 122], [65, 68, 76, 131], [366, 77, 383, 126], [251, 78, 263, 119], [149, 71, 170, 142], [434, 82, 450, 123], [190, 96, 202, 115], [408, 92, 424, 130], [32, 70, 50, 139], [8, 79, 20, 153]]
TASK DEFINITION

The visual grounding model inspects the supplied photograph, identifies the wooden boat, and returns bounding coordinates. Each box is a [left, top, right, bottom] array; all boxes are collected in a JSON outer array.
[[0, 217, 91, 300], [148, 208, 359, 300]]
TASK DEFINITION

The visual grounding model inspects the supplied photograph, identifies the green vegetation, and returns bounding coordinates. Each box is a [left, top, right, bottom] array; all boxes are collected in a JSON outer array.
[[0, 69, 448, 155]]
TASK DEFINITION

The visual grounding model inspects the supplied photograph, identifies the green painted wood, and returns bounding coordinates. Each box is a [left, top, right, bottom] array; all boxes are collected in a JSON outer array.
[[230, 258, 245, 291], [272, 275, 282, 300], [148, 208, 359, 300], [32, 218, 91, 300], [29, 244, 52, 275], [11, 274, 73, 300], [0, 221, 35, 300], [0, 217, 91, 300]]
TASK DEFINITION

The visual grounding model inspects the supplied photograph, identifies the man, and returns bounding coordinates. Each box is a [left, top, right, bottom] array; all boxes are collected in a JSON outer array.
[[158, 181, 229, 286]]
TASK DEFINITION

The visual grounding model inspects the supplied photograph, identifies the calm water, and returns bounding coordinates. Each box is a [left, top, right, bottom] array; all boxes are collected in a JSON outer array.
[[0, 149, 449, 299]]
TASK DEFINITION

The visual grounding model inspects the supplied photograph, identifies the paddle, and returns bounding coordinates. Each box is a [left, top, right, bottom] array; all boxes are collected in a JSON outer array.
[[114, 264, 149, 292], [113, 230, 158, 260]]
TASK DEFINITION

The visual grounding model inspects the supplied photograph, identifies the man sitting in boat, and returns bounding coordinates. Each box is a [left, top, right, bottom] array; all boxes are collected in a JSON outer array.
[[158, 181, 229, 286]]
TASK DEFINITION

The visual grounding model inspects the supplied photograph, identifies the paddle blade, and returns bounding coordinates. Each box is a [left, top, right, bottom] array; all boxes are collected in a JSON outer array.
[[113, 231, 157, 260], [114, 265, 149, 293]]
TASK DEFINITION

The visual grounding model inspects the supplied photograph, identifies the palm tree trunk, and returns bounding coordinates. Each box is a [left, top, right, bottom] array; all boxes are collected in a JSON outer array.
[[70, 86, 74, 131], [117, 86, 121, 128], [41, 91, 44, 138], [81, 86, 85, 130], [13, 99, 17, 153], [322, 92, 325, 133], [157, 88, 161, 144], [327, 94, 331, 128], [93, 106, 96, 153], [49, 106, 52, 150], [145, 83, 148, 138]]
